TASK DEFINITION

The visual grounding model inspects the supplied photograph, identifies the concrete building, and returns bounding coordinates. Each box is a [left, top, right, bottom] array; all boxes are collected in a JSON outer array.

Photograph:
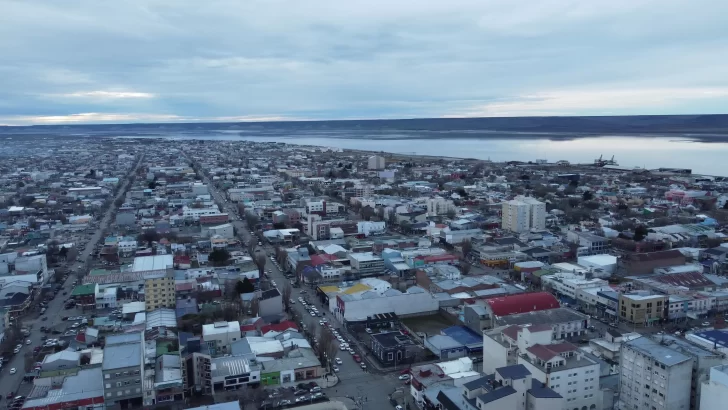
[[501, 196, 546, 233], [207, 223, 235, 239], [619, 337, 693, 410], [258, 288, 283, 318], [517, 342, 601, 410], [347, 252, 384, 277], [102, 332, 145, 409], [144, 270, 176, 311], [203, 321, 242, 356], [426, 197, 457, 217], [567, 232, 609, 257], [618, 292, 667, 326], [367, 155, 386, 170], [701, 365, 728, 410]]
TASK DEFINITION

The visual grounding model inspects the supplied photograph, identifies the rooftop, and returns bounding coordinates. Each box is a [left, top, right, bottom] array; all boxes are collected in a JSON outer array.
[[624, 336, 692, 367], [132, 254, 173, 272], [486, 292, 559, 317], [24, 368, 104, 408], [495, 307, 587, 327], [102, 341, 141, 370]]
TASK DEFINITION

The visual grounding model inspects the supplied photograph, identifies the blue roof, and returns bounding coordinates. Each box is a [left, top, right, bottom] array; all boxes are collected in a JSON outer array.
[[477, 386, 516, 404], [529, 379, 562, 399], [441, 326, 482, 346], [694, 330, 728, 348], [496, 364, 531, 380]]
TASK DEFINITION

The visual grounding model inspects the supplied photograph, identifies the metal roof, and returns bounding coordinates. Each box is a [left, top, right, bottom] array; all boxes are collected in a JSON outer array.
[[624, 336, 692, 367], [102, 342, 141, 370]]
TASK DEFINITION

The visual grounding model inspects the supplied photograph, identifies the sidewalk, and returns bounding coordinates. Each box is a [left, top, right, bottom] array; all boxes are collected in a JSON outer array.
[[279, 373, 340, 390]]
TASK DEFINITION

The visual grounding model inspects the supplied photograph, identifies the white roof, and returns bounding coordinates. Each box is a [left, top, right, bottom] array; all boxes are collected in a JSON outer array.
[[132, 254, 173, 272], [436, 357, 474, 375], [579, 254, 617, 266], [203, 321, 241, 337], [248, 339, 284, 355], [122, 301, 146, 314]]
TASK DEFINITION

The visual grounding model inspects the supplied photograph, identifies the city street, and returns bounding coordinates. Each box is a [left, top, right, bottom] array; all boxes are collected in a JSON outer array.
[[0, 155, 143, 402], [188, 155, 403, 410]]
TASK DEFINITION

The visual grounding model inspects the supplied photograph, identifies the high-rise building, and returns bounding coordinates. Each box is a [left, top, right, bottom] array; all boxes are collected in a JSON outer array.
[[367, 155, 386, 170], [619, 336, 693, 410], [501, 196, 545, 233]]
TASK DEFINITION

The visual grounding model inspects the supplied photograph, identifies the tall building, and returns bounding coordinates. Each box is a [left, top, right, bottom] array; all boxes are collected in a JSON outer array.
[[144, 270, 176, 311], [701, 365, 728, 410], [501, 196, 545, 233], [102, 332, 145, 409], [367, 155, 385, 170], [619, 336, 693, 410], [426, 197, 457, 217]]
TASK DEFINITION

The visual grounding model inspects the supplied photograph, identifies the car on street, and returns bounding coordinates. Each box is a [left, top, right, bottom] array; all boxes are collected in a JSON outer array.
[[335, 358, 343, 365], [333, 366, 339, 372], [360, 363, 367, 370], [702, 321, 711, 327], [295, 396, 308, 403], [25, 339, 31, 345], [398, 374, 410, 380], [9, 368, 16, 374]]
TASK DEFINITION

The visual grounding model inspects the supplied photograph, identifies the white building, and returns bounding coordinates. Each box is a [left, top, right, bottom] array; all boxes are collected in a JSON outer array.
[[202, 321, 242, 355], [426, 197, 457, 217], [357, 221, 386, 236], [577, 254, 617, 276], [701, 364, 728, 410], [118, 240, 138, 254], [502, 196, 546, 233], [619, 337, 693, 410], [182, 206, 221, 220], [95, 286, 117, 309], [518, 342, 601, 410], [541, 273, 609, 300], [332, 284, 438, 322], [191, 182, 209, 195], [367, 155, 386, 170], [207, 223, 235, 239]]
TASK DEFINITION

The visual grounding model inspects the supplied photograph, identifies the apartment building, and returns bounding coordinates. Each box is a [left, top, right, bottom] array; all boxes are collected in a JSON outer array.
[[425, 197, 457, 217], [102, 332, 145, 409], [144, 271, 176, 311], [566, 231, 609, 256], [501, 196, 545, 233], [202, 321, 242, 356], [517, 342, 602, 410], [619, 337, 693, 410], [618, 292, 667, 326], [367, 155, 385, 170]]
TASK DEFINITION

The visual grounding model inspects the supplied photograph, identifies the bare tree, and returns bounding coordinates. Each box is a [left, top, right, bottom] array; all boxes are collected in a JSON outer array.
[[317, 329, 337, 370], [249, 298, 260, 317], [460, 239, 472, 258], [282, 283, 292, 312], [460, 261, 472, 275], [254, 253, 267, 277]]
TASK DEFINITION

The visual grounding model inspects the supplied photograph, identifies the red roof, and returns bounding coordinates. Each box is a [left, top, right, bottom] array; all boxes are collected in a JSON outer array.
[[76, 332, 86, 343], [174, 255, 191, 265], [310, 254, 338, 267], [176, 283, 194, 292], [261, 320, 299, 335], [423, 254, 458, 263], [526, 342, 578, 361], [485, 292, 559, 316]]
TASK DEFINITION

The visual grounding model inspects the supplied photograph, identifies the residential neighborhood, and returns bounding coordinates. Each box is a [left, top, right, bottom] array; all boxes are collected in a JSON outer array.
[[1, 137, 728, 410]]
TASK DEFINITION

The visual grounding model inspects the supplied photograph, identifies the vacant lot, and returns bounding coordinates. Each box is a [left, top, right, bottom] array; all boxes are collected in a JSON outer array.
[[401, 315, 454, 338]]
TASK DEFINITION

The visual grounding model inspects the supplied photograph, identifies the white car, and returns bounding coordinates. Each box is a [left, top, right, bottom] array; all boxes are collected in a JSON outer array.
[[310, 312, 316, 317], [9, 368, 16, 375], [335, 358, 343, 365], [399, 374, 410, 380], [333, 366, 340, 372], [340, 344, 347, 350]]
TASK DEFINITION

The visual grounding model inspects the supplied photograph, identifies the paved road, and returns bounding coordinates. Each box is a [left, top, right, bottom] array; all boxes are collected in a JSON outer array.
[[185, 154, 403, 410], [0, 154, 143, 402]]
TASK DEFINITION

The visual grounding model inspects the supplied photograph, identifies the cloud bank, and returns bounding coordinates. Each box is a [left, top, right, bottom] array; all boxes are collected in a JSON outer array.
[[0, 0, 726, 125]]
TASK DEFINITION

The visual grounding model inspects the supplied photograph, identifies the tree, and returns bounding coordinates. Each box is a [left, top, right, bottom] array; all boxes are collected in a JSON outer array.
[[238, 278, 255, 294], [209, 248, 231, 266], [446, 209, 457, 219], [360, 205, 375, 221], [634, 225, 649, 242], [245, 211, 260, 230], [255, 253, 267, 277], [139, 231, 160, 247], [282, 283, 293, 312], [460, 261, 472, 275], [114, 198, 124, 208], [59, 246, 68, 258], [460, 239, 472, 257], [582, 190, 593, 201], [583, 201, 601, 210]]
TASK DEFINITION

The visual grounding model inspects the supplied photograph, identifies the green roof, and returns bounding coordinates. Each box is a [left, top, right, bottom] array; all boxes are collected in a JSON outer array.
[[71, 283, 96, 296]]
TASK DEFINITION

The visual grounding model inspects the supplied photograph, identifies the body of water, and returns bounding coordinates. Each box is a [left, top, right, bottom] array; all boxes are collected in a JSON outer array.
[[233, 134, 728, 176]]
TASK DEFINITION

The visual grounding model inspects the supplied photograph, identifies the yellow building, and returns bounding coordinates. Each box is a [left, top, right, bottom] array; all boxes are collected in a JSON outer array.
[[618, 292, 667, 326], [144, 272, 175, 311]]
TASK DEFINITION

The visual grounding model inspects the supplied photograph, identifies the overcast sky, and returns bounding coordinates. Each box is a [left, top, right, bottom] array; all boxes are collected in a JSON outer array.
[[1, 0, 727, 125]]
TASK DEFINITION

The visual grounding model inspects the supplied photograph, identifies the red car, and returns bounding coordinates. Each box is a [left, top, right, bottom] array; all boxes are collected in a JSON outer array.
[[353, 354, 361, 363]]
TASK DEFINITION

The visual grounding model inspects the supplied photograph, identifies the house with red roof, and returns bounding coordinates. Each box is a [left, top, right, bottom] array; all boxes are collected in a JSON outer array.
[[483, 292, 560, 328], [260, 320, 299, 337]]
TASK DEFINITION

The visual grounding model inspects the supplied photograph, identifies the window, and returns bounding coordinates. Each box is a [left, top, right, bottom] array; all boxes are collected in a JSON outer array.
[[106, 384, 111, 388], [105, 374, 110, 379], [106, 393, 112, 398], [116, 382, 122, 387]]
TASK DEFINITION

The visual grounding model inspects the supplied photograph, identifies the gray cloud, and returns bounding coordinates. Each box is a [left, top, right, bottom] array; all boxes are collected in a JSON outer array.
[[0, 0, 727, 124]]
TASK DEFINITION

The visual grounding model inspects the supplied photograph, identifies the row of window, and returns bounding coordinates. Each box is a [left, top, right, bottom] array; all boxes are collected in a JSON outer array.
[[104, 370, 140, 379], [106, 379, 141, 388], [105, 388, 141, 397]]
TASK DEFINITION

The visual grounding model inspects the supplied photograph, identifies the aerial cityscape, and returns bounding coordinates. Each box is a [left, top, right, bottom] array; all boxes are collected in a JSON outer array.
[[0, 133, 727, 410], [2, 1, 728, 410]]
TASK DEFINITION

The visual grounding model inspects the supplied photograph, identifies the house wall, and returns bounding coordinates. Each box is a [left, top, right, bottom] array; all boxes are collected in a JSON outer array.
[[259, 294, 283, 317]]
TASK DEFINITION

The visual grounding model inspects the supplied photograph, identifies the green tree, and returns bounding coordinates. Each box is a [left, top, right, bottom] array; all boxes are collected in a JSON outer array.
[[237, 278, 255, 294], [634, 225, 649, 242], [208, 248, 231, 266], [582, 191, 593, 201]]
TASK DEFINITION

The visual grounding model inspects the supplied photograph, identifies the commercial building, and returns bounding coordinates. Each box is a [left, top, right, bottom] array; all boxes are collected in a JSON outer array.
[[426, 197, 457, 217], [618, 292, 667, 326], [22, 368, 105, 410], [619, 337, 693, 410], [566, 231, 608, 256], [347, 252, 384, 277], [102, 332, 145, 409], [501, 196, 546, 233], [203, 321, 242, 356]]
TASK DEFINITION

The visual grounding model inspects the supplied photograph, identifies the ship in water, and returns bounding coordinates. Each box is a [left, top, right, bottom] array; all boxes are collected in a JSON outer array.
[[593, 154, 618, 167]]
